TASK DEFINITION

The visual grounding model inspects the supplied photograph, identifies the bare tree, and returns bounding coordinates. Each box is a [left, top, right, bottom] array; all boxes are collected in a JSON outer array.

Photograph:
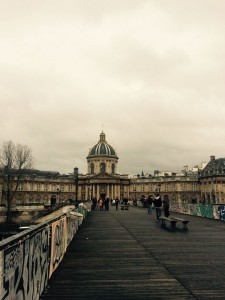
[[0, 141, 33, 222]]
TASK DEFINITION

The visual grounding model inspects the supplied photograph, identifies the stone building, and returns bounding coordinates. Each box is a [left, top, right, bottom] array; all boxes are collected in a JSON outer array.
[[0, 131, 131, 220], [199, 155, 225, 204], [1, 131, 225, 223], [129, 172, 200, 205], [0, 169, 76, 222], [78, 131, 130, 201]]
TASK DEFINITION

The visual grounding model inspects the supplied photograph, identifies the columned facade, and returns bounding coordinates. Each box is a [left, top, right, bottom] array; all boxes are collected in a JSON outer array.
[[78, 177, 130, 201], [79, 131, 130, 201], [2, 129, 225, 223]]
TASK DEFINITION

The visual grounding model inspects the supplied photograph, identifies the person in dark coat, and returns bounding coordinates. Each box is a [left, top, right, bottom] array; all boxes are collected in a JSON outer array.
[[104, 196, 110, 211], [115, 197, 120, 210], [147, 195, 153, 214], [153, 194, 162, 221], [163, 196, 170, 218], [91, 197, 97, 211], [123, 197, 128, 205]]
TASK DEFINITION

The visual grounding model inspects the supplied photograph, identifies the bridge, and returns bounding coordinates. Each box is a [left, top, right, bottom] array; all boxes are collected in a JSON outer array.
[[39, 206, 225, 300], [1, 205, 225, 299]]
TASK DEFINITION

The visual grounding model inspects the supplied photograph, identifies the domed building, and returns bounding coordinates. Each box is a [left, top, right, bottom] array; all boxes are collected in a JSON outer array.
[[87, 131, 118, 175], [78, 131, 130, 201]]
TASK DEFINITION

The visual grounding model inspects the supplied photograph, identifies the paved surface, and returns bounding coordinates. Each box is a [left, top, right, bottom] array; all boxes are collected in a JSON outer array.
[[40, 206, 225, 300]]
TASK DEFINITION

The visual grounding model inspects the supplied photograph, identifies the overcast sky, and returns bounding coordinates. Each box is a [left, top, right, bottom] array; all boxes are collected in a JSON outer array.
[[0, 0, 225, 176]]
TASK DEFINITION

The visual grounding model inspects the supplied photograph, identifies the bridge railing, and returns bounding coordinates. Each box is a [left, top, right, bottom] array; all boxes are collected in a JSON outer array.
[[0, 207, 88, 300], [170, 203, 225, 221]]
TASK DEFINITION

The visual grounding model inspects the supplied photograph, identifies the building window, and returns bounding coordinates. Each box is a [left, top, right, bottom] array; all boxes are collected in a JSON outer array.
[[133, 185, 136, 192], [60, 185, 64, 192], [100, 163, 106, 172], [18, 183, 23, 191], [181, 183, 186, 191], [44, 184, 48, 192], [192, 183, 196, 191], [111, 163, 115, 174], [141, 185, 145, 192], [68, 184, 72, 192], [37, 183, 41, 191], [91, 163, 94, 174], [149, 184, 153, 192]]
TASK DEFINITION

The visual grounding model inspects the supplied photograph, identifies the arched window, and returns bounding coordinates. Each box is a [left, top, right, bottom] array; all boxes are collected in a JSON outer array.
[[100, 162, 106, 172], [111, 163, 115, 174], [91, 163, 94, 174]]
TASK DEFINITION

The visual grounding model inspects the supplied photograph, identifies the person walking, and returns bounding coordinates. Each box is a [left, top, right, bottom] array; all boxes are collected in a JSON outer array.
[[147, 195, 153, 214], [115, 197, 120, 210], [153, 194, 162, 221], [104, 196, 109, 211], [163, 196, 170, 218], [99, 198, 104, 211], [91, 197, 97, 211]]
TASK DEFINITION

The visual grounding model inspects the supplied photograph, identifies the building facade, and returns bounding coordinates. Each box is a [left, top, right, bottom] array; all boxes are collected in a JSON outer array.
[[199, 155, 225, 204], [79, 131, 130, 201], [1, 132, 225, 222], [129, 173, 200, 206]]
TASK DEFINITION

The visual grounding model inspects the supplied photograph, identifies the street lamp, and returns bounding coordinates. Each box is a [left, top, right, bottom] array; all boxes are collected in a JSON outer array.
[[74, 167, 79, 208]]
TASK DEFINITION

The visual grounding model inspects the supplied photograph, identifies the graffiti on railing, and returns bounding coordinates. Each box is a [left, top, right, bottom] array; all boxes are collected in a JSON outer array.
[[0, 227, 49, 300], [200, 204, 214, 218], [0, 208, 87, 300], [171, 203, 225, 221], [67, 215, 78, 245], [217, 205, 225, 221], [49, 217, 67, 277]]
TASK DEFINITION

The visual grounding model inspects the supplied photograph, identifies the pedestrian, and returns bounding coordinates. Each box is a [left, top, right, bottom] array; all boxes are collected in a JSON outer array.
[[163, 196, 170, 218], [132, 197, 137, 206], [104, 196, 109, 211], [123, 197, 128, 205], [99, 198, 104, 211], [115, 197, 119, 210], [147, 195, 153, 214], [141, 195, 146, 208], [91, 197, 97, 211], [153, 194, 162, 221]]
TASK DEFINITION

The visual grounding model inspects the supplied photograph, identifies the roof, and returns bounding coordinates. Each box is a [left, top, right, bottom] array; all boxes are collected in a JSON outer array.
[[87, 132, 118, 159], [200, 156, 225, 178]]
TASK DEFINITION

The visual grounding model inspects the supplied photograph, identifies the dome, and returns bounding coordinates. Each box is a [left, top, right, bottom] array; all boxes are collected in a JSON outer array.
[[87, 132, 118, 159]]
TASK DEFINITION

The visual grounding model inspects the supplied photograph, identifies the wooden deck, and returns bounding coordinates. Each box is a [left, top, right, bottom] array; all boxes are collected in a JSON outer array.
[[40, 206, 225, 299]]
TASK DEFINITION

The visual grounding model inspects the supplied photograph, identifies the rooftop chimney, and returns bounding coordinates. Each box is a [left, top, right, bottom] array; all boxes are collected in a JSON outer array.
[[210, 155, 215, 161]]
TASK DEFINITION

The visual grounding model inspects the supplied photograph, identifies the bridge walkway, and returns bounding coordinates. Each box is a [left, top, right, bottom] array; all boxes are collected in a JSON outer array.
[[40, 206, 225, 300]]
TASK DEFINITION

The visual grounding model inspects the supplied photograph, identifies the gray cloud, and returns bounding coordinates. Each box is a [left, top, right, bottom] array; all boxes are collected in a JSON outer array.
[[0, 1, 225, 175]]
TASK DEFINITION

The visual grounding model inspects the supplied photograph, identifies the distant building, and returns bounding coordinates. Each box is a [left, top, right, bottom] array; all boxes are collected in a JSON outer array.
[[79, 131, 130, 201], [182, 161, 207, 175], [199, 155, 225, 204], [129, 171, 200, 205], [1, 131, 225, 223]]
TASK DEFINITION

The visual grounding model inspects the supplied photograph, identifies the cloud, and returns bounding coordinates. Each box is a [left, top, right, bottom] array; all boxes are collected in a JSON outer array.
[[0, 0, 225, 175]]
